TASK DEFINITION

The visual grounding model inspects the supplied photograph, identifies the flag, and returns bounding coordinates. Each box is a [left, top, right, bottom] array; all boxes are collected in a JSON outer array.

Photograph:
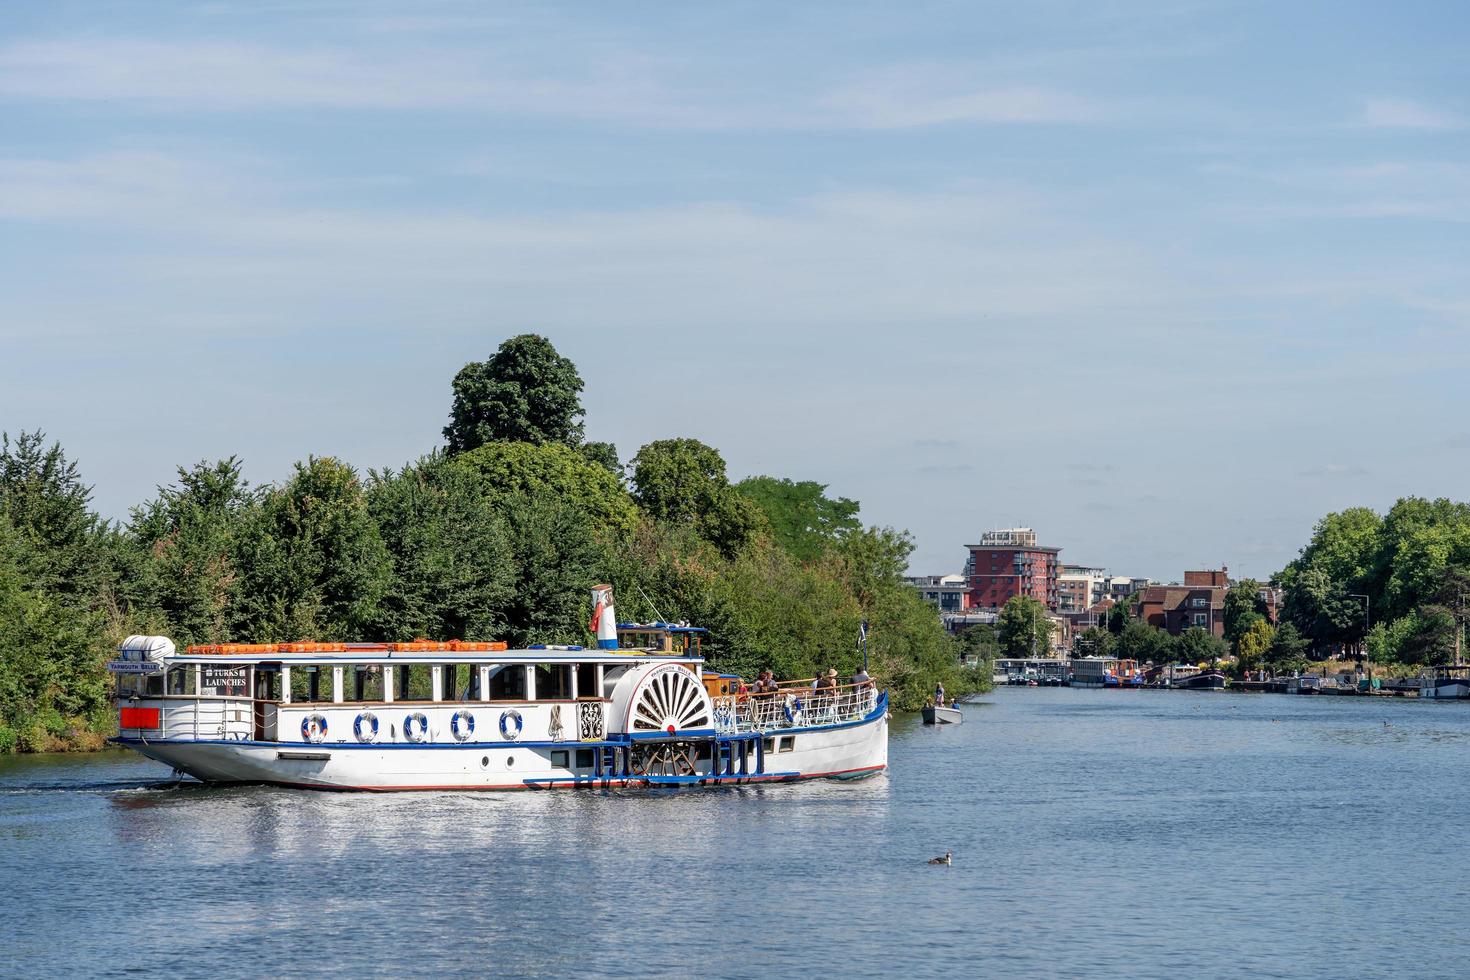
[[589, 598, 604, 634], [858, 620, 868, 646]]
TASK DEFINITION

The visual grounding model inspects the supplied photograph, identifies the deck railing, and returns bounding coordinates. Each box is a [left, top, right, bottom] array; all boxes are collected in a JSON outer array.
[[712, 681, 880, 734]]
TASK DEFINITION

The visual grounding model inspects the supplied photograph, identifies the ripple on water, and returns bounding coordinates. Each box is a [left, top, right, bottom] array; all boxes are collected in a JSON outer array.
[[4, 689, 1470, 978]]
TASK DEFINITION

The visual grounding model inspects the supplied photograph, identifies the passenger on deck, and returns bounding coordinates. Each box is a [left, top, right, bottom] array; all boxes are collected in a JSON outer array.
[[815, 668, 837, 691], [753, 670, 778, 694], [934, 681, 946, 708]]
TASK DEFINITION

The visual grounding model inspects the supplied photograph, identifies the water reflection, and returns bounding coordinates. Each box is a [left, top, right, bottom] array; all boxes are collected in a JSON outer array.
[[6, 690, 1470, 977]]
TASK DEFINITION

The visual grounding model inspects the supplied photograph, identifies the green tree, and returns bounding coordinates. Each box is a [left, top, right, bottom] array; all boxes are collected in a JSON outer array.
[[0, 514, 108, 752], [453, 440, 638, 535], [630, 438, 765, 557], [0, 430, 108, 601], [232, 457, 393, 640], [1115, 620, 1176, 664], [1074, 625, 1115, 658], [1284, 565, 1365, 653], [997, 595, 1051, 658], [579, 440, 621, 478], [1265, 622, 1310, 674], [444, 334, 586, 453], [958, 624, 999, 668], [366, 455, 515, 641], [1223, 579, 1268, 646], [126, 458, 256, 645], [1106, 594, 1138, 634], [1236, 618, 1275, 677], [498, 493, 610, 646], [734, 476, 860, 562], [1178, 626, 1228, 667]]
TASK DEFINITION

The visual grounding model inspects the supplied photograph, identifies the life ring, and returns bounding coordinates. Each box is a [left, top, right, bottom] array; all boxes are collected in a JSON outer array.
[[450, 710, 476, 742], [499, 709, 522, 741], [403, 712, 430, 743], [300, 713, 328, 743], [353, 711, 379, 743], [783, 695, 803, 726]]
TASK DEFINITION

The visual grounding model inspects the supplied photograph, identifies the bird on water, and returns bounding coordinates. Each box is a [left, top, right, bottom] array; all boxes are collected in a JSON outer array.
[[928, 851, 952, 866]]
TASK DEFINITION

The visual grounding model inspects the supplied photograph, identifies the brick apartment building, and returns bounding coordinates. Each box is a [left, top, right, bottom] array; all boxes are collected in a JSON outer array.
[[966, 528, 1061, 610], [1137, 569, 1230, 637]]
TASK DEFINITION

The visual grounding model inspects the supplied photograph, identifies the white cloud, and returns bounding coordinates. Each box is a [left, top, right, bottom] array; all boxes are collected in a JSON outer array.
[[0, 37, 1110, 131], [820, 65, 1105, 128], [1359, 97, 1462, 131], [0, 150, 1168, 341]]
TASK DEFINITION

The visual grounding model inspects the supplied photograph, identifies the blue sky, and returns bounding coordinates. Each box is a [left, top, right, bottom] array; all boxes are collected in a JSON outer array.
[[2, 0, 1468, 581]]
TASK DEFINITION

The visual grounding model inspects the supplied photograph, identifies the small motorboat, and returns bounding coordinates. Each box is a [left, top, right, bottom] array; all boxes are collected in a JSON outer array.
[[922, 705, 963, 725]]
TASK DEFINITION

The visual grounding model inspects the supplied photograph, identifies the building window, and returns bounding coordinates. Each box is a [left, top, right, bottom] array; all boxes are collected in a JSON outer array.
[[1193, 613, 1207, 626]]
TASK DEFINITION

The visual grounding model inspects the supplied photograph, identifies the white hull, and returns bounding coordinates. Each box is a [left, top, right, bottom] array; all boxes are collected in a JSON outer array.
[[119, 710, 888, 790], [1420, 680, 1470, 699]]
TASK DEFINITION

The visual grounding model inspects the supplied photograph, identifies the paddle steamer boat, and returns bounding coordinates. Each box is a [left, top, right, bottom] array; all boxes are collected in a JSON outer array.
[[107, 587, 889, 790]]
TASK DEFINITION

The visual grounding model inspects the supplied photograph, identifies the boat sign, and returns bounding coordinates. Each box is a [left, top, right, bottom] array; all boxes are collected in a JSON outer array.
[[106, 660, 163, 674], [201, 665, 249, 696]]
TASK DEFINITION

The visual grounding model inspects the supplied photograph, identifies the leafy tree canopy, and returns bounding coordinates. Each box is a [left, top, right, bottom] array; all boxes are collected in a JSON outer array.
[[233, 457, 392, 641], [0, 430, 106, 600], [452, 440, 638, 536], [734, 476, 860, 562], [444, 334, 586, 453], [366, 454, 515, 642], [997, 595, 1051, 658], [630, 438, 764, 557], [1178, 626, 1228, 667]]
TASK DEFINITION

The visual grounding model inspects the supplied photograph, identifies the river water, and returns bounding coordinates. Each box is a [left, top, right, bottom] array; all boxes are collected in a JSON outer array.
[[3, 687, 1468, 979]]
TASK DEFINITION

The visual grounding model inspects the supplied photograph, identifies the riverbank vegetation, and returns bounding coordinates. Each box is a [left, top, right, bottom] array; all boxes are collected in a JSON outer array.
[[0, 335, 981, 752]]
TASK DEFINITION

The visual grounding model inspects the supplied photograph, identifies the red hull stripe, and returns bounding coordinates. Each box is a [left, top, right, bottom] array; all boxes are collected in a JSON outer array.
[[267, 763, 887, 792]]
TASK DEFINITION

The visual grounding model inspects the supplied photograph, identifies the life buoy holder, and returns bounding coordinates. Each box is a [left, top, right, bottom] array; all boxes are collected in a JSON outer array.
[[450, 710, 476, 742], [403, 712, 430, 743], [499, 709, 522, 741], [353, 711, 379, 743], [300, 713, 328, 743]]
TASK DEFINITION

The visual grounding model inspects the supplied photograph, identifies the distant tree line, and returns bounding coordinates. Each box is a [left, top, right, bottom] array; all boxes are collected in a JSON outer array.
[[0, 334, 982, 752]]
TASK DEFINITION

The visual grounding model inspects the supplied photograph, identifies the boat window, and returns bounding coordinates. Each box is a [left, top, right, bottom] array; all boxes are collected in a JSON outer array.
[[353, 665, 384, 702], [487, 665, 527, 700], [576, 663, 598, 698], [763, 737, 776, 754], [143, 672, 166, 697], [290, 666, 325, 703], [535, 664, 573, 700], [166, 666, 196, 696], [441, 664, 471, 701], [551, 750, 569, 768], [116, 674, 145, 698], [393, 665, 433, 702], [575, 748, 594, 769], [778, 736, 796, 753], [254, 668, 281, 702]]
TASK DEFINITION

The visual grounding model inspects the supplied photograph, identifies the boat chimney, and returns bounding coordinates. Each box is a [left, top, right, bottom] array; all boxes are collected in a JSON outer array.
[[591, 584, 618, 650]]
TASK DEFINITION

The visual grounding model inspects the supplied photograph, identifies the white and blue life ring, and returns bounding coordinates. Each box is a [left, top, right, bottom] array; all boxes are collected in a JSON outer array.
[[300, 713, 328, 743], [450, 710, 476, 742], [499, 709, 522, 741], [783, 695, 803, 725], [403, 711, 430, 743], [353, 711, 379, 743]]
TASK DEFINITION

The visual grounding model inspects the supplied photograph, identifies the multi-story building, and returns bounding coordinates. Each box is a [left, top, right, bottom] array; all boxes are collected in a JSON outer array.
[[966, 528, 1061, 610], [1107, 576, 1152, 599], [906, 574, 970, 613], [1137, 569, 1230, 637], [1058, 564, 1109, 613]]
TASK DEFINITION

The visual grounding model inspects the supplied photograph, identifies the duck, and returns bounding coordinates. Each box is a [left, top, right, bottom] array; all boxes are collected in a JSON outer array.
[[928, 851, 952, 866]]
